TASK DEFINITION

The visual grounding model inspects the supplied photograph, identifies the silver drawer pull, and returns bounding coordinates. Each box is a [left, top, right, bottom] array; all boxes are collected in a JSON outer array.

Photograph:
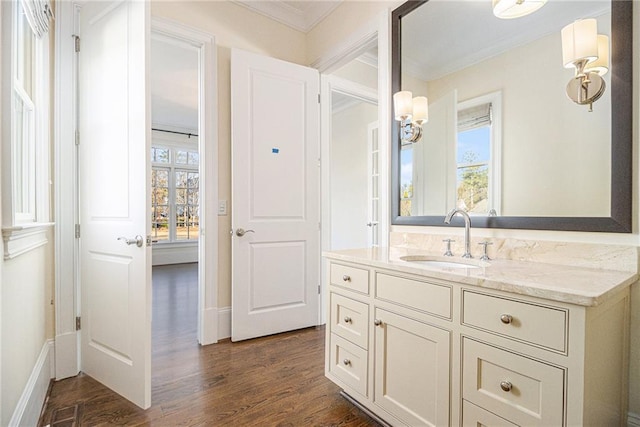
[[374, 319, 382, 326], [343, 359, 351, 366], [500, 381, 513, 392], [342, 275, 351, 282], [500, 314, 513, 324], [344, 316, 352, 323]]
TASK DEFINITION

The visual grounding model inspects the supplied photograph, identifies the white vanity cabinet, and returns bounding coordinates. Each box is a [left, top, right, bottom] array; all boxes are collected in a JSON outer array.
[[373, 307, 451, 426], [326, 262, 453, 426], [324, 254, 632, 427]]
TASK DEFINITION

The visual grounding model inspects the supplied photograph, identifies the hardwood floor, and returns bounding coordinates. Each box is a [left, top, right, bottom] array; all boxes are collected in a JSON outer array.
[[40, 263, 380, 426]]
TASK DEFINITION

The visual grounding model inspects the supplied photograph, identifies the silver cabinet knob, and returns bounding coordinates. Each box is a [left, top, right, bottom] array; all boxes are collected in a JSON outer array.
[[500, 381, 513, 392], [343, 359, 351, 366], [500, 314, 513, 324], [342, 275, 351, 282], [235, 228, 255, 237], [344, 316, 352, 323], [118, 235, 144, 248], [374, 319, 382, 326]]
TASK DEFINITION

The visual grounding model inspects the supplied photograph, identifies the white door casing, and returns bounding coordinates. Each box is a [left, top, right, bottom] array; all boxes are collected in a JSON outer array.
[[78, 0, 151, 409], [231, 48, 320, 342]]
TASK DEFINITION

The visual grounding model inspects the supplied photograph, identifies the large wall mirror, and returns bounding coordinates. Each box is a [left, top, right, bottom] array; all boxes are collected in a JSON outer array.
[[391, 0, 632, 232]]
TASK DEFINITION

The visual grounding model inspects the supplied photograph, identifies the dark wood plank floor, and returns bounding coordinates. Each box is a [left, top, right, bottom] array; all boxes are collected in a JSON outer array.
[[40, 263, 380, 426]]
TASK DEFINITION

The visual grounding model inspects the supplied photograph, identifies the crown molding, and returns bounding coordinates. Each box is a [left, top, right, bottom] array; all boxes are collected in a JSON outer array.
[[232, 1, 342, 33]]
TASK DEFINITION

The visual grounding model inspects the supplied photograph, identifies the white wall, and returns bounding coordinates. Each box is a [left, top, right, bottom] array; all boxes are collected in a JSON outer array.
[[331, 101, 378, 249], [1, 235, 55, 426]]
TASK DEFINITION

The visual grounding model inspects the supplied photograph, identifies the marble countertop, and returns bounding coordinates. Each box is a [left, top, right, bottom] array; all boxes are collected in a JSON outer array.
[[323, 247, 638, 307]]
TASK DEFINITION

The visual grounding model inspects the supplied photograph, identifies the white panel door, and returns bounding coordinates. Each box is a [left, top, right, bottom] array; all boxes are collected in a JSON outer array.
[[231, 48, 319, 341], [78, 0, 151, 409]]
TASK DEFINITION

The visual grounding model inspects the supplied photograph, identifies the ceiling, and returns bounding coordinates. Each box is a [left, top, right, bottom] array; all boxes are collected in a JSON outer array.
[[232, 0, 343, 33], [151, 38, 199, 132], [402, 0, 610, 81]]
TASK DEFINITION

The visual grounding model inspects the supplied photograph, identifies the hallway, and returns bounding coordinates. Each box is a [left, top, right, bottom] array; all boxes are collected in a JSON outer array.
[[39, 264, 379, 426]]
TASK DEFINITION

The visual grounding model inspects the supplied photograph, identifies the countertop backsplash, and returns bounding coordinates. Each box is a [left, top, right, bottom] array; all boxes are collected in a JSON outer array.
[[389, 231, 639, 274]]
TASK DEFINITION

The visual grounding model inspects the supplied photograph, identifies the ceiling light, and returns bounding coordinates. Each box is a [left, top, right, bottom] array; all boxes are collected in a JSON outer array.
[[492, 0, 547, 19]]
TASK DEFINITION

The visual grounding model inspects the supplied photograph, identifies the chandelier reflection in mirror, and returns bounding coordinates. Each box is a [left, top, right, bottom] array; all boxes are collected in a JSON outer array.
[[561, 19, 610, 112], [393, 91, 428, 143]]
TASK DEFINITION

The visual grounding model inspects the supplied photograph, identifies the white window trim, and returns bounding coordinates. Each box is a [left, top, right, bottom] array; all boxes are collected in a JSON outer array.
[[2, 222, 53, 260], [1, 0, 52, 259], [456, 91, 502, 216]]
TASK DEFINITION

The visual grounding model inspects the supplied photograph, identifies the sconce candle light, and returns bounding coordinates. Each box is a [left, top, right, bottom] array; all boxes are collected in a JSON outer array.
[[561, 19, 609, 111], [393, 91, 428, 143]]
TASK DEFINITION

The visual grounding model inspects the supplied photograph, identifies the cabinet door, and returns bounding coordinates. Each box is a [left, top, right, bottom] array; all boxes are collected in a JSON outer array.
[[374, 308, 450, 426]]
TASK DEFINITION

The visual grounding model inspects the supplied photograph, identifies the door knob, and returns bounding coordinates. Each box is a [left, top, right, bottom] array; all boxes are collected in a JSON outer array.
[[118, 235, 143, 248], [235, 228, 255, 237]]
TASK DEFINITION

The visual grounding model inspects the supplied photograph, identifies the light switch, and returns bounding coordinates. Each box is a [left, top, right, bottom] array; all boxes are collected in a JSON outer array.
[[218, 200, 227, 216]]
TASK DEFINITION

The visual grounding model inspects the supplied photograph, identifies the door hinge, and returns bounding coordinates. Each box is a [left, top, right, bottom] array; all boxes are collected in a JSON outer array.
[[75, 129, 80, 146], [318, 285, 321, 294], [318, 93, 320, 103], [318, 222, 321, 231], [74, 35, 80, 53], [75, 224, 80, 238], [75, 316, 81, 331]]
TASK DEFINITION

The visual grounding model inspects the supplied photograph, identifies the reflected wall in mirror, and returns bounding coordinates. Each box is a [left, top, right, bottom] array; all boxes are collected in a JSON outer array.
[[391, 0, 632, 232]]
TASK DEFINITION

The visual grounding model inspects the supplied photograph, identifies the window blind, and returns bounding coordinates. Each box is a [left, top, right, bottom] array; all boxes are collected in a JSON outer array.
[[20, 0, 54, 38], [458, 103, 492, 132]]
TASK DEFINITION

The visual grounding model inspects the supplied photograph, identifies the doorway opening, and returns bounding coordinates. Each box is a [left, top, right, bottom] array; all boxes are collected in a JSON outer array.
[[326, 50, 379, 251], [150, 30, 202, 379]]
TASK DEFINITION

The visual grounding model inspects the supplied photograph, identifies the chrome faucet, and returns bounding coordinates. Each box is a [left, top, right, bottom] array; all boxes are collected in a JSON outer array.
[[444, 208, 473, 258]]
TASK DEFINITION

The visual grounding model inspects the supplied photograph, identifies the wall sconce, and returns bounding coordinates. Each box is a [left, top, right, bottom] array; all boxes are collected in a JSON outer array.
[[561, 19, 609, 111], [393, 91, 428, 143], [492, 0, 547, 19]]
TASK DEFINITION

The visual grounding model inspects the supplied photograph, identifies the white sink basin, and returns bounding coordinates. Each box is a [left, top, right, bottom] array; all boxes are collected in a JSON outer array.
[[399, 255, 485, 269]]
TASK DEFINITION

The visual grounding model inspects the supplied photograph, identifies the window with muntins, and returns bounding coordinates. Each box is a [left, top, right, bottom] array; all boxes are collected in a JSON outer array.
[[151, 145, 199, 243]]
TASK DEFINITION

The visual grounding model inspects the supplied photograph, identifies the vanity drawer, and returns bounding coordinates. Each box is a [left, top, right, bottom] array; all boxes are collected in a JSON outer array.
[[376, 273, 451, 319], [462, 400, 518, 427], [328, 334, 368, 397], [330, 263, 369, 295], [330, 293, 369, 349], [462, 338, 564, 426], [462, 290, 567, 352]]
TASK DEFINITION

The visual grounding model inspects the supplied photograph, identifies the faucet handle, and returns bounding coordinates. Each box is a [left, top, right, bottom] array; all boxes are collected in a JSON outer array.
[[442, 239, 455, 257], [478, 241, 493, 261]]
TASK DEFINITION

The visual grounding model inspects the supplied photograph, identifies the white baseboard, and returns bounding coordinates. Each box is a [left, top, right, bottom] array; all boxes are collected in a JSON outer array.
[[152, 244, 198, 266], [218, 306, 231, 339], [629, 412, 640, 427], [9, 339, 55, 427], [54, 331, 79, 380]]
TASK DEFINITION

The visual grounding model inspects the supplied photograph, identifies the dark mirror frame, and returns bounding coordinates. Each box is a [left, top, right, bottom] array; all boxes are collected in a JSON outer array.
[[391, 0, 633, 232]]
